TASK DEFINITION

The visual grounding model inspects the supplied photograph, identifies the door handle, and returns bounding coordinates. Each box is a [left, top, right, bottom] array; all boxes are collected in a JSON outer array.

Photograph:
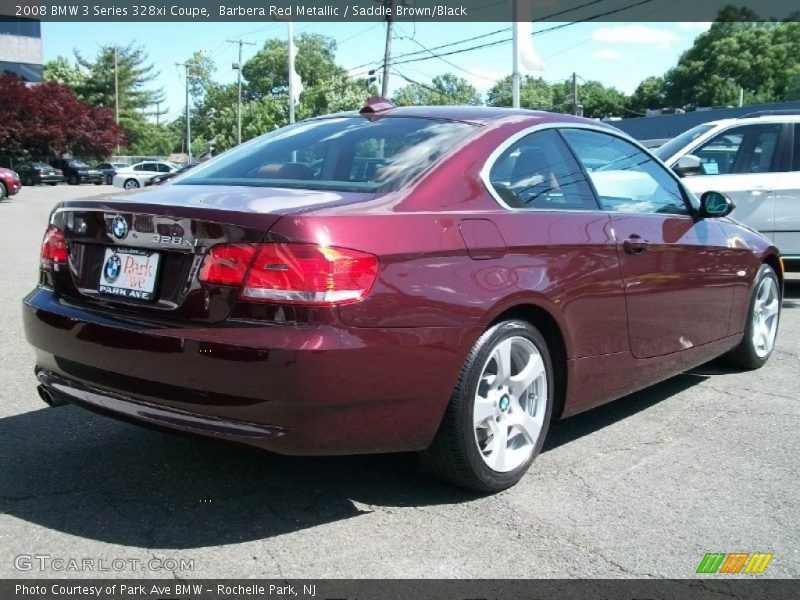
[[623, 235, 649, 255], [750, 186, 772, 196]]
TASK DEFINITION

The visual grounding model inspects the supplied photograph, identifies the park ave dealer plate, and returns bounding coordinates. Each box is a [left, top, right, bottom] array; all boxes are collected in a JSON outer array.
[[98, 247, 160, 301]]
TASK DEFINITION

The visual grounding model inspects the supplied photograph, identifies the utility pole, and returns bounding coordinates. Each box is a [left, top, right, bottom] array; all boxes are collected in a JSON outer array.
[[512, 0, 520, 108], [572, 72, 579, 116], [177, 61, 192, 163], [155, 100, 160, 127], [381, 0, 394, 98], [114, 45, 120, 154], [228, 38, 256, 146]]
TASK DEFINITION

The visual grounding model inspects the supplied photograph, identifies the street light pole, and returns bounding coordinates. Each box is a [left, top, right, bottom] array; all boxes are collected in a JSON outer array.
[[512, 0, 520, 108], [228, 38, 255, 145], [176, 61, 192, 163]]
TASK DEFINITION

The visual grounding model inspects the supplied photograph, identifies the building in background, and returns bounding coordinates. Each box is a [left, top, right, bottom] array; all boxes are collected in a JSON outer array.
[[0, 18, 43, 82]]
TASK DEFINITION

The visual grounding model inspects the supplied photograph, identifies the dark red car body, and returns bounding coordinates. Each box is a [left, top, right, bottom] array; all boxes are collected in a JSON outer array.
[[23, 107, 782, 457], [0, 166, 22, 198]]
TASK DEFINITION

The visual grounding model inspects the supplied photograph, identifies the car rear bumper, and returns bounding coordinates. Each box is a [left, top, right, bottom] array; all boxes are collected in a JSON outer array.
[[23, 287, 474, 455], [77, 174, 103, 183]]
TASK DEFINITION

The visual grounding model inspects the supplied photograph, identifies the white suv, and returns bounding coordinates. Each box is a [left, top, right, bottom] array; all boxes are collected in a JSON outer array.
[[655, 113, 800, 269]]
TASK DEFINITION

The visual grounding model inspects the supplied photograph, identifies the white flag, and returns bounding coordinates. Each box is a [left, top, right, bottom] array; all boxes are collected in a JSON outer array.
[[513, 1, 545, 72], [289, 26, 304, 105]]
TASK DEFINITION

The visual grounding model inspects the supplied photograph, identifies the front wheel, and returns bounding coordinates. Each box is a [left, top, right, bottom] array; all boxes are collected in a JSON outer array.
[[726, 264, 781, 370], [420, 320, 553, 492], [0, 182, 6, 200], [123, 179, 140, 190], [68, 174, 78, 185]]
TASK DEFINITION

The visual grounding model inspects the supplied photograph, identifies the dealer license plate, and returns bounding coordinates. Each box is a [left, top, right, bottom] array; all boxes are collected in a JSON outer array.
[[98, 247, 160, 301]]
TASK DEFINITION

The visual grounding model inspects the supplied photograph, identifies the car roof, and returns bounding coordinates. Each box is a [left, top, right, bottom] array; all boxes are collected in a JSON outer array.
[[703, 114, 800, 128], [313, 105, 604, 127]]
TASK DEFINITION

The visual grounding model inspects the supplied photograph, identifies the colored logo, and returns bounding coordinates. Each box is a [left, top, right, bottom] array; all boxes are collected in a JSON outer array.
[[111, 216, 128, 240], [499, 395, 511, 412], [696, 552, 773, 574], [104, 254, 121, 283]]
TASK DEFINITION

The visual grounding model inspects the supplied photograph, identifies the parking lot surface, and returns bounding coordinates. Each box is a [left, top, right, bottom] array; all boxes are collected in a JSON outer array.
[[0, 184, 797, 578]]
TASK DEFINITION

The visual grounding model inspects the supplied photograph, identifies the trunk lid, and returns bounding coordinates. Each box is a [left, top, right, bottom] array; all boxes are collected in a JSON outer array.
[[48, 185, 372, 323]]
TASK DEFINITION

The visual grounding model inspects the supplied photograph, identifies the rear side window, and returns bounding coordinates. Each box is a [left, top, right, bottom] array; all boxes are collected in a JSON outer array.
[[793, 124, 800, 171], [692, 124, 781, 175], [488, 129, 598, 210], [178, 117, 477, 193], [562, 129, 690, 216]]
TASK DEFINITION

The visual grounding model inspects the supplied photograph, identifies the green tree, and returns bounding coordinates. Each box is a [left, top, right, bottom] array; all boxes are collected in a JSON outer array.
[[43, 56, 86, 89], [74, 44, 160, 113], [662, 9, 800, 108], [72, 44, 167, 154], [486, 75, 554, 109], [627, 76, 666, 114], [392, 73, 481, 106]]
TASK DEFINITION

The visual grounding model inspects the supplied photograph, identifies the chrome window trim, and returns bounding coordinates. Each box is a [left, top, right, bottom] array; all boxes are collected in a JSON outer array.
[[480, 121, 699, 215]]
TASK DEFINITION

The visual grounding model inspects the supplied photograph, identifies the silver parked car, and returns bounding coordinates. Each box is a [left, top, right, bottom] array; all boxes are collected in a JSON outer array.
[[655, 113, 800, 269]]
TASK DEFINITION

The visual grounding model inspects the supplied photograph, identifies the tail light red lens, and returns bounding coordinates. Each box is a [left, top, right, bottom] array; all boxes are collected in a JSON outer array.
[[198, 244, 257, 286], [40, 225, 68, 270], [199, 243, 379, 306]]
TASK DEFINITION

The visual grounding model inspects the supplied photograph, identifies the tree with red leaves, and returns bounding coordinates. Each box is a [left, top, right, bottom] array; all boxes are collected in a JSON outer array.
[[0, 73, 125, 160]]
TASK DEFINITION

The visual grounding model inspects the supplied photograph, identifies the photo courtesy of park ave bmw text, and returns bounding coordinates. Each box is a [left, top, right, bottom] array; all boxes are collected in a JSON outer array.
[[0, 0, 798, 597]]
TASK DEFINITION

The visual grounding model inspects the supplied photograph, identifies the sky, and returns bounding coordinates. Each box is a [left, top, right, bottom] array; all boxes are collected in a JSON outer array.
[[41, 20, 712, 120]]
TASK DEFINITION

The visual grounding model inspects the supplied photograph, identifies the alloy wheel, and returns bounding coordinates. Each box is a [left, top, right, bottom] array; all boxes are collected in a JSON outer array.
[[473, 336, 548, 473], [752, 276, 780, 358]]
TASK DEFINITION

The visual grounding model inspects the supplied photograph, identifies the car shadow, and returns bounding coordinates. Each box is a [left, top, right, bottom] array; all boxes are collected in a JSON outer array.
[[0, 373, 707, 550], [783, 278, 800, 307]]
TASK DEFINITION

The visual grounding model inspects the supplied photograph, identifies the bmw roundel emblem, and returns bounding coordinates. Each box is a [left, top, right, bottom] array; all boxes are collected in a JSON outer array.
[[111, 216, 128, 240], [104, 254, 121, 283]]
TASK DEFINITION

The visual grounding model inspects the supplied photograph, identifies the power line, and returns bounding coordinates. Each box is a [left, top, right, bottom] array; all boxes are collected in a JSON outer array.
[[352, 0, 656, 75]]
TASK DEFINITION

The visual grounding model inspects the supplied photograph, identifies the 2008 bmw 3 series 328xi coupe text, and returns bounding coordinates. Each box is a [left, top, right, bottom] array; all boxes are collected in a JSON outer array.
[[24, 102, 783, 492]]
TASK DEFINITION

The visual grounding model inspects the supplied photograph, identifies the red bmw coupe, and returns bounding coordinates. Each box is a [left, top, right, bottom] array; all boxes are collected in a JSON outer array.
[[24, 103, 782, 491]]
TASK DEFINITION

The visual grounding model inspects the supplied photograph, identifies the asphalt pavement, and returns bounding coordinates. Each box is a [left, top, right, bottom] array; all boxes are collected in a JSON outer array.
[[0, 184, 797, 579]]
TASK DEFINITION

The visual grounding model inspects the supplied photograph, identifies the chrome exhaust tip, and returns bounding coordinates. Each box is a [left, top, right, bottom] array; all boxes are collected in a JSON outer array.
[[37, 385, 68, 407]]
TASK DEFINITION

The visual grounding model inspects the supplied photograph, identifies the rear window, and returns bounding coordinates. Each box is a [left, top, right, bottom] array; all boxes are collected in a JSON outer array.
[[177, 116, 477, 193]]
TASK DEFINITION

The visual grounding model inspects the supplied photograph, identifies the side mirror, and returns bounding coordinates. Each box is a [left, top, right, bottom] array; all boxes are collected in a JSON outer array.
[[700, 191, 734, 218], [673, 154, 702, 177]]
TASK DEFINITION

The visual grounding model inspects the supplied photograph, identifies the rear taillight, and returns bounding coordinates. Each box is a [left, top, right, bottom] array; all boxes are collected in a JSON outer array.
[[198, 244, 257, 286], [199, 243, 379, 306], [40, 225, 68, 271]]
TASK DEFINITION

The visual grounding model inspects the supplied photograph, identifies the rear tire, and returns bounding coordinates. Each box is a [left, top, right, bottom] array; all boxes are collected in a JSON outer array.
[[123, 179, 140, 190], [420, 320, 553, 493], [68, 174, 78, 185], [725, 264, 781, 370], [0, 182, 6, 200]]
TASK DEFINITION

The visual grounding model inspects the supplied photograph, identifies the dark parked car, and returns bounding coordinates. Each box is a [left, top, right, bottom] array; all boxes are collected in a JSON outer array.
[[24, 104, 783, 492], [95, 162, 129, 185], [51, 159, 103, 185], [16, 161, 64, 186], [0, 167, 21, 199]]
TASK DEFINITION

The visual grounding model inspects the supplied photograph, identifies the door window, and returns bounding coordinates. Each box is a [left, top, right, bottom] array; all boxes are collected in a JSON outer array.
[[793, 124, 800, 171], [487, 129, 598, 210], [691, 124, 781, 175], [561, 129, 690, 216]]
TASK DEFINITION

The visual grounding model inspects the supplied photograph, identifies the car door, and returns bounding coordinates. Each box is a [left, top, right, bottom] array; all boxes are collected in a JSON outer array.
[[677, 123, 786, 242], [772, 123, 800, 258], [562, 128, 735, 359], [484, 128, 628, 359]]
